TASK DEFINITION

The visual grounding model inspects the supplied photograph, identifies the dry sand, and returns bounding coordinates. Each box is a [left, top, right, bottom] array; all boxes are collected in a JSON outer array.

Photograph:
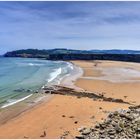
[[0, 60, 139, 139]]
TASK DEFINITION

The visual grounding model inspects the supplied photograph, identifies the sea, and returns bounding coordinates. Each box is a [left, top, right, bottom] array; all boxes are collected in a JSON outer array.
[[0, 57, 74, 109]]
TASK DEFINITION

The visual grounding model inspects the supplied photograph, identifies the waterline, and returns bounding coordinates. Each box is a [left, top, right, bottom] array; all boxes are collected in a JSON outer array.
[[1, 94, 33, 108]]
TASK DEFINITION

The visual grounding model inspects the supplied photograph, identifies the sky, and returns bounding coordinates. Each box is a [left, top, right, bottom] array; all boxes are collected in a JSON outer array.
[[0, 1, 140, 54]]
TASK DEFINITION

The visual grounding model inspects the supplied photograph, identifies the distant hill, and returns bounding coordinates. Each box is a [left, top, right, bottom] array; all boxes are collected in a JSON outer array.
[[4, 48, 140, 62], [90, 49, 140, 54], [4, 48, 140, 56]]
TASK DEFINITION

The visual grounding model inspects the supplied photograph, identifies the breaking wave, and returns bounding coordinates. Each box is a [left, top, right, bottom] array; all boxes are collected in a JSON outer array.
[[47, 68, 62, 83], [28, 63, 44, 66], [1, 94, 33, 108], [67, 63, 74, 70]]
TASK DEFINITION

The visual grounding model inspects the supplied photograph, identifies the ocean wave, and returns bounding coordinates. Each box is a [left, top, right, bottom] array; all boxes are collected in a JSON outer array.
[[68, 63, 74, 70], [17, 62, 44, 67], [47, 68, 62, 83], [28, 63, 44, 66], [1, 94, 33, 108]]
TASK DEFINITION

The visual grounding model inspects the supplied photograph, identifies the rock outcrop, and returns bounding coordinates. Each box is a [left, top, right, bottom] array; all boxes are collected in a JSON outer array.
[[42, 85, 130, 105], [76, 105, 140, 139]]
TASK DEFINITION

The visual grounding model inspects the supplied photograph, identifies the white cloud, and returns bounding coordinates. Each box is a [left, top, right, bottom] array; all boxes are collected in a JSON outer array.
[[0, 1, 140, 54]]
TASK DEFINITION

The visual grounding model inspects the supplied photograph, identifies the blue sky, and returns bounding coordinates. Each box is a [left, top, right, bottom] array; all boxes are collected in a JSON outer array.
[[0, 1, 140, 54]]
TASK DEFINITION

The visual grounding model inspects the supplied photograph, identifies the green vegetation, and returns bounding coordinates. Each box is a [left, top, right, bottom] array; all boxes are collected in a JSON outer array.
[[4, 48, 140, 63]]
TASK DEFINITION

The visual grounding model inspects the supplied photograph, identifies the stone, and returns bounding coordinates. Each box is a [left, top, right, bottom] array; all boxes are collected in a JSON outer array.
[[78, 126, 86, 132], [100, 135, 105, 138], [119, 113, 126, 118], [62, 115, 66, 117], [24, 136, 28, 139], [112, 121, 117, 127], [108, 113, 113, 118], [95, 124, 100, 129], [99, 107, 102, 110], [69, 116, 74, 118], [108, 129, 116, 135], [99, 123, 106, 128], [115, 124, 122, 132], [75, 135, 85, 139], [99, 130, 104, 134], [135, 117, 140, 122], [82, 128, 91, 135], [105, 119, 112, 124], [27, 89, 32, 92], [127, 110, 131, 113], [113, 111, 119, 116], [40, 131, 46, 137], [60, 131, 70, 139], [34, 90, 39, 93], [133, 114, 139, 119], [104, 97, 112, 102], [136, 127, 140, 132], [118, 122, 124, 128], [125, 115, 133, 120], [136, 109, 140, 113], [14, 88, 25, 92], [112, 98, 124, 103], [136, 134, 140, 139], [109, 135, 115, 139]]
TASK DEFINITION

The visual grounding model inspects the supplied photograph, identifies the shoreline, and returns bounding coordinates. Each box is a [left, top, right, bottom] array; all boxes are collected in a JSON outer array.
[[60, 61, 84, 90], [0, 60, 139, 138], [0, 61, 82, 125]]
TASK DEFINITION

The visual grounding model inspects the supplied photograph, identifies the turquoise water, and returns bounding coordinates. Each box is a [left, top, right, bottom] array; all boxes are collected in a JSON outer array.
[[0, 57, 73, 108]]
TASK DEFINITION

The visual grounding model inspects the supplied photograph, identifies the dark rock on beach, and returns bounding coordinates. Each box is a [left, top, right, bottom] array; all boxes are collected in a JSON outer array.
[[60, 131, 70, 139], [43, 85, 130, 105], [14, 88, 33, 93], [40, 131, 46, 138]]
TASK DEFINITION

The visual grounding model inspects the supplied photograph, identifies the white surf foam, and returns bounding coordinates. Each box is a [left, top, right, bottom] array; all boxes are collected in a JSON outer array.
[[47, 68, 62, 83], [1, 94, 33, 108], [17, 62, 44, 67], [28, 63, 44, 66], [67, 63, 74, 70]]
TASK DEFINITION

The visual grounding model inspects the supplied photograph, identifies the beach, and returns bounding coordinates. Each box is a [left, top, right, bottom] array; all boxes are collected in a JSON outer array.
[[0, 60, 140, 138], [74, 60, 140, 104]]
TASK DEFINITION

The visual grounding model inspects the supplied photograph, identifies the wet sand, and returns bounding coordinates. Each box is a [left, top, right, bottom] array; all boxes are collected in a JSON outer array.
[[0, 60, 139, 138], [74, 60, 140, 104]]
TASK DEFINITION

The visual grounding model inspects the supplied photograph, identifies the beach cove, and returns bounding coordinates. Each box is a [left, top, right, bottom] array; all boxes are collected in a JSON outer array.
[[0, 60, 140, 138]]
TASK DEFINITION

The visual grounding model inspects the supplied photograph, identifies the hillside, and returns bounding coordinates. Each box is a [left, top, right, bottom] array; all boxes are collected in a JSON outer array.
[[4, 49, 140, 62]]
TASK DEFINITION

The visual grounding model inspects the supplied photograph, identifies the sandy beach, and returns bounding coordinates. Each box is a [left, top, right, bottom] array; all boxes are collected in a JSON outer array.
[[74, 60, 140, 104], [0, 60, 139, 138]]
